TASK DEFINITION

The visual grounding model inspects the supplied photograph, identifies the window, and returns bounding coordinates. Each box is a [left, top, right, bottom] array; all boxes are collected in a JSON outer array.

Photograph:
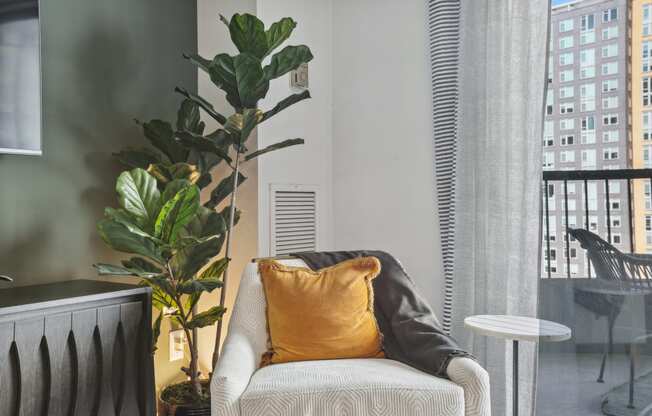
[[543, 152, 555, 169], [611, 234, 622, 245], [602, 96, 618, 110], [544, 248, 557, 261], [601, 44, 618, 58], [610, 182, 621, 194], [580, 83, 595, 112], [560, 150, 575, 163], [586, 215, 598, 231], [646, 184, 652, 209], [567, 183, 576, 194], [560, 135, 574, 146], [602, 79, 618, 92], [581, 115, 595, 130], [582, 149, 596, 169], [560, 102, 574, 114], [559, 52, 574, 66], [603, 130, 619, 143], [603, 147, 619, 160], [587, 182, 598, 210], [603, 114, 618, 126], [645, 145, 652, 168], [602, 8, 618, 23], [564, 247, 578, 259], [559, 18, 574, 32], [560, 118, 575, 130], [580, 66, 596, 79], [580, 49, 595, 66], [581, 115, 596, 144], [559, 36, 574, 49], [543, 136, 554, 147], [602, 26, 618, 40], [644, 112, 652, 140], [610, 200, 621, 211], [581, 132, 596, 144], [610, 216, 622, 228], [559, 70, 574, 83], [580, 31, 596, 45], [644, 42, 652, 72], [647, 215, 652, 232], [581, 14, 594, 31], [644, 4, 652, 36], [581, 99, 596, 112], [644, 77, 652, 106], [559, 86, 575, 99], [601, 62, 618, 76]]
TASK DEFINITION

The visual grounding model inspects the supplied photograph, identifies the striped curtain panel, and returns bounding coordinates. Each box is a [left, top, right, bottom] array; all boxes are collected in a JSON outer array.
[[427, 0, 460, 334]]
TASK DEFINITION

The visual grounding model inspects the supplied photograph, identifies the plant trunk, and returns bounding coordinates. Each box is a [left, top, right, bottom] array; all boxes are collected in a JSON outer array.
[[211, 154, 241, 369], [184, 327, 202, 398]]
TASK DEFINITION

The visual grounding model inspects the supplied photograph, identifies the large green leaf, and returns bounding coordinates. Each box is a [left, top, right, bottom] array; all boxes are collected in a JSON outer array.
[[175, 87, 228, 126], [219, 205, 241, 227], [114, 148, 162, 169], [208, 54, 242, 109], [228, 14, 267, 59], [161, 179, 191, 204], [264, 45, 313, 81], [261, 90, 311, 123], [141, 119, 188, 163], [104, 208, 156, 241], [116, 169, 161, 231], [265, 17, 297, 56], [151, 312, 163, 353], [170, 237, 222, 281], [175, 131, 233, 164], [199, 257, 230, 279], [187, 306, 226, 330], [183, 53, 212, 73], [93, 262, 161, 278], [122, 257, 163, 274], [97, 219, 164, 263], [234, 53, 269, 108], [154, 185, 200, 243], [182, 207, 228, 240], [177, 99, 205, 135], [205, 171, 247, 209], [177, 278, 223, 295], [244, 138, 304, 161]]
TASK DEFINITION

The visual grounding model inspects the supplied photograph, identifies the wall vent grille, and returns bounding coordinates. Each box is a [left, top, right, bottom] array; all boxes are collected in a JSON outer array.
[[270, 185, 318, 256]]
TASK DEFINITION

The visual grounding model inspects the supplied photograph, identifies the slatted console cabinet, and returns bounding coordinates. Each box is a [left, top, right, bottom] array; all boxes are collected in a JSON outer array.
[[0, 279, 155, 416]]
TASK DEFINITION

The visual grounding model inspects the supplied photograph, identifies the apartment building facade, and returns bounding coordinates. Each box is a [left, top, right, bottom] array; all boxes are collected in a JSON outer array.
[[544, 0, 629, 277]]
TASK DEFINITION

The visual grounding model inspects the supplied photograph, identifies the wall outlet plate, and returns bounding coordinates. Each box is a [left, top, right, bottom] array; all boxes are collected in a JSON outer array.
[[169, 329, 185, 362], [290, 63, 309, 89]]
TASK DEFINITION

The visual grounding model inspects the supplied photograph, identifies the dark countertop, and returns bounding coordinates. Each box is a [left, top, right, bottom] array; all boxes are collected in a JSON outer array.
[[0, 279, 149, 316]]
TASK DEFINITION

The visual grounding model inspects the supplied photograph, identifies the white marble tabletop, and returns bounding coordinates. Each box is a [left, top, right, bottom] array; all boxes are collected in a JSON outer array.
[[464, 315, 572, 343]]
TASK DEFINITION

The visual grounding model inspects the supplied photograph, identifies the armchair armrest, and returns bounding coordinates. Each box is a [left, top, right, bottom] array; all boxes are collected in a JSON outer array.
[[447, 357, 491, 416], [211, 331, 258, 416]]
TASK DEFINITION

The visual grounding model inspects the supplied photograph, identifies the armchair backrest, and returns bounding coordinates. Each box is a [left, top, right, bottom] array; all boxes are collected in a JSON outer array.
[[569, 228, 634, 282]]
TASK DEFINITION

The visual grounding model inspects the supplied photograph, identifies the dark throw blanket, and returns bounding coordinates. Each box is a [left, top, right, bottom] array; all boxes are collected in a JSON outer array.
[[291, 250, 473, 378]]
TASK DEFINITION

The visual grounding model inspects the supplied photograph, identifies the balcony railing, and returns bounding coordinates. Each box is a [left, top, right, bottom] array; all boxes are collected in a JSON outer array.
[[542, 169, 652, 279]]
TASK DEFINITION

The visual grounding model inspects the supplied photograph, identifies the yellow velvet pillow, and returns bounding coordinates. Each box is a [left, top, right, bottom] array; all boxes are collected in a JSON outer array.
[[258, 257, 384, 366]]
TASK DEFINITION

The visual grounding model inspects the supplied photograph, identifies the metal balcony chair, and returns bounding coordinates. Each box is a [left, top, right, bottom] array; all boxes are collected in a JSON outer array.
[[569, 228, 652, 404]]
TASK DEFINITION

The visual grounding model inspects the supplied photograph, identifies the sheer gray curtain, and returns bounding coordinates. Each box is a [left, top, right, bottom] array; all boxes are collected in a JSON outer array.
[[450, 1, 550, 415]]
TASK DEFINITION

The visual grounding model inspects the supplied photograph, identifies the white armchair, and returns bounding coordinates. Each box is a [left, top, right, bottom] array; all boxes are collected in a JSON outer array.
[[212, 259, 491, 416]]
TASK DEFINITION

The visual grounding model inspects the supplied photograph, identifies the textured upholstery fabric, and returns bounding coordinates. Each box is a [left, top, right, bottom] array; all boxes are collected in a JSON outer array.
[[258, 257, 383, 365], [211, 259, 492, 416], [241, 358, 464, 416]]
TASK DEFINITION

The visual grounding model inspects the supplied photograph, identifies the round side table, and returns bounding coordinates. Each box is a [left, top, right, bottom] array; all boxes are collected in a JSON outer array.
[[464, 315, 571, 416]]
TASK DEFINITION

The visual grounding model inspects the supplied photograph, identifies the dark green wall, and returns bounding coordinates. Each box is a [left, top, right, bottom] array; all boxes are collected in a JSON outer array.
[[0, 0, 197, 288]]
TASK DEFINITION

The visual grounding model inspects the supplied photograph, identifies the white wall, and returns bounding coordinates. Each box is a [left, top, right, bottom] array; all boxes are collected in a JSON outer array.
[[256, 0, 334, 256], [330, 0, 444, 312]]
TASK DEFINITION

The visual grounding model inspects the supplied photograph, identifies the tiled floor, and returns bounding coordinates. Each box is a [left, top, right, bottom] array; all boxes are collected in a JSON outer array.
[[537, 351, 652, 416]]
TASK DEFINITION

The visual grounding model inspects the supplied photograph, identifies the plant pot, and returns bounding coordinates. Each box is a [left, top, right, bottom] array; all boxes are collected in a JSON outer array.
[[158, 381, 210, 416]]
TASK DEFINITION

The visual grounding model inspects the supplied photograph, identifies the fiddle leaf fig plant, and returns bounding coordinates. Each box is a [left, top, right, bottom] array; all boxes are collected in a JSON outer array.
[[94, 168, 228, 400], [99, 12, 312, 405]]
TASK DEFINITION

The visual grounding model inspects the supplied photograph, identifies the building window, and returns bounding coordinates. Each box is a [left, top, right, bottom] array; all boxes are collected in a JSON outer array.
[[602, 79, 618, 92], [646, 184, 652, 209], [644, 78, 652, 106], [581, 115, 595, 131], [603, 130, 619, 143], [543, 152, 555, 169], [580, 66, 596, 79], [559, 52, 574, 66], [580, 31, 596, 45], [609, 182, 621, 194], [611, 234, 622, 245], [610, 216, 621, 228], [581, 14, 594, 31], [602, 8, 618, 23], [560, 86, 575, 99], [601, 44, 618, 58], [559, 18, 574, 32], [644, 112, 652, 140], [560, 135, 574, 146], [610, 200, 621, 211], [645, 145, 652, 168], [543, 136, 554, 147], [559, 36, 574, 49], [644, 4, 652, 36], [603, 147, 619, 160], [580, 49, 595, 66], [603, 114, 618, 126], [560, 118, 575, 130], [560, 150, 575, 163], [602, 26, 618, 40], [582, 149, 596, 169], [601, 62, 618, 76], [602, 96, 618, 110], [644, 42, 652, 72], [559, 70, 574, 83], [560, 102, 574, 114]]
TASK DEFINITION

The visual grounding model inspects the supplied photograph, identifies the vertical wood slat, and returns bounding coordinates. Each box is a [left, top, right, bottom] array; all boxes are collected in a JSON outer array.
[[14, 317, 47, 416], [97, 305, 120, 416], [44, 313, 73, 416], [71, 309, 101, 416], [0, 322, 16, 416], [119, 302, 144, 416]]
